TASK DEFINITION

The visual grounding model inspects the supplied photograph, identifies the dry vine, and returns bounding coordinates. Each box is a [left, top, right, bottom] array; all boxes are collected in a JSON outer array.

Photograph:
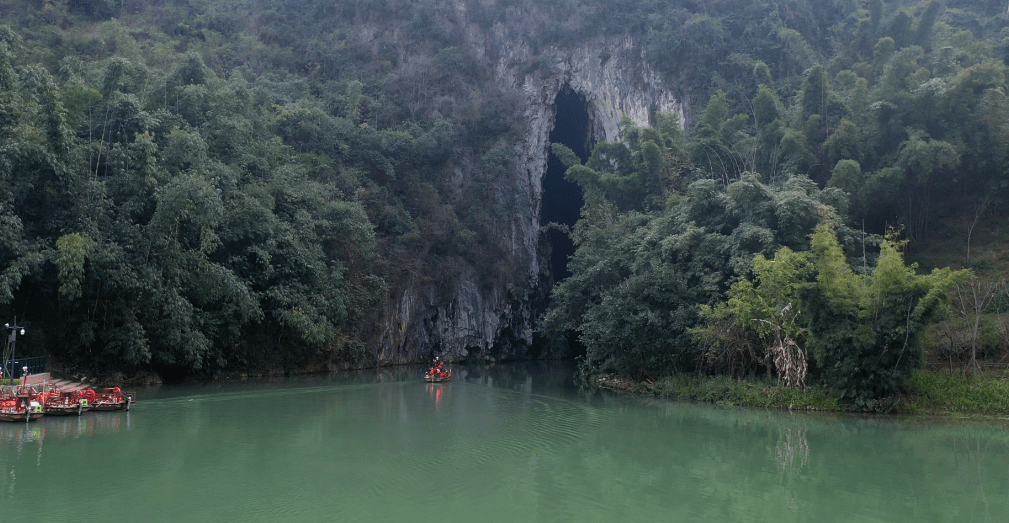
[[754, 302, 807, 389]]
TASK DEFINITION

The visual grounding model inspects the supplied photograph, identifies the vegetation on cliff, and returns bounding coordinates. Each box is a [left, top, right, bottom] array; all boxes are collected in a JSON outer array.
[[544, 0, 1009, 403], [0, 0, 521, 378], [0, 0, 1008, 388]]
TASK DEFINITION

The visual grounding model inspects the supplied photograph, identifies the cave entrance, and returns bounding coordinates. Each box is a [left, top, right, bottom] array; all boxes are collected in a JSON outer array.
[[541, 87, 590, 282], [530, 87, 590, 359]]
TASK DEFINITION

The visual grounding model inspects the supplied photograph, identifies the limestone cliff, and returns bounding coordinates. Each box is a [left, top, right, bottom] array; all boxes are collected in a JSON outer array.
[[375, 29, 680, 364]]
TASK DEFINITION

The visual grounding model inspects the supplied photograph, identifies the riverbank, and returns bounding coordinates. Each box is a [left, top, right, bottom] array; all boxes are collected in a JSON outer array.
[[594, 370, 1009, 417]]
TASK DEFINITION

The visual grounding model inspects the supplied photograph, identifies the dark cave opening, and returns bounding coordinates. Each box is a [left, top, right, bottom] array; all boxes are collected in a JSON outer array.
[[541, 87, 590, 282], [529, 87, 590, 359]]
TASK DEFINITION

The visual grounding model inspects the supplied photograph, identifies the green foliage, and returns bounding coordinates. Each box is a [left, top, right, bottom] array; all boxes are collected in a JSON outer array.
[[641, 1, 1009, 243], [546, 136, 846, 379], [696, 246, 813, 378], [561, 115, 688, 215], [54, 233, 94, 300], [0, 0, 562, 377], [651, 374, 839, 411], [550, 143, 582, 170], [723, 225, 968, 402], [907, 371, 1009, 415], [697, 224, 969, 402], [828, 159, 863, 196], [0, 0, 1005, 384], [0, 16, 410, 377]]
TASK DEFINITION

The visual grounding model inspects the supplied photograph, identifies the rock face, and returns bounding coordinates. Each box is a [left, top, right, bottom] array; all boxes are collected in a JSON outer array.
[[375, 33, 680, 365]]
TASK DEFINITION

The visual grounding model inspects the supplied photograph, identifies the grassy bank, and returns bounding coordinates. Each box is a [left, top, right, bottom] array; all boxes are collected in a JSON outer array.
[[595, 374, 840, 411], [902, 371, 1009, 416], [595, 370, 1009, 416]]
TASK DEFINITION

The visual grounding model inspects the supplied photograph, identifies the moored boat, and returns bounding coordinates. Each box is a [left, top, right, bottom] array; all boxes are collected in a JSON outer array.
[[88, 387, 135, 411], [39, 385, 91, 416], [0, 386, 43, 422]]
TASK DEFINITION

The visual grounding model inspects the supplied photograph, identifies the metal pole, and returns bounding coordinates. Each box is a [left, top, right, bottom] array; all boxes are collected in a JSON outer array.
[[5, 323, 24, 381], [4, 323, 10, 381], [5, 322, 25, 382]]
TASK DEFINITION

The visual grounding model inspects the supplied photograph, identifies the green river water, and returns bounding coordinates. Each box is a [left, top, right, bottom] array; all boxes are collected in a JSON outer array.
[[0, 362, 1007, 522]]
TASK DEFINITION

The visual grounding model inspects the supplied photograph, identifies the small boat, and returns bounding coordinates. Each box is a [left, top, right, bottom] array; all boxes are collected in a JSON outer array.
[[424, 369, 451, 382], [39, 385, 91, 416], [0, 386, 44, 422], [88, 387, 136, 411]]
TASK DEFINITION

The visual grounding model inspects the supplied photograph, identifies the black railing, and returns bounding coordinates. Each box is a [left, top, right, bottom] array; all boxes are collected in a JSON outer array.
[[3, 356, 47, 379]]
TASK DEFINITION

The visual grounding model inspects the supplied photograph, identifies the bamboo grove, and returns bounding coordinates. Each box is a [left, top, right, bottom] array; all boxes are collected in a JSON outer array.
[[544, 0, 1009, 402], [0, 0, 1008, 393]]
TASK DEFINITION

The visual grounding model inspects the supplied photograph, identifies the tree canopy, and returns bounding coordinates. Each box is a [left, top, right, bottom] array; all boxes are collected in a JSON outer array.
[[0, 0, 1007, 386]]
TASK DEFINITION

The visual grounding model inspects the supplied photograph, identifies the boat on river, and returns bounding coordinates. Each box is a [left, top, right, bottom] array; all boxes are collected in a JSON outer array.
[[424, 357, 452, 382], [88, 387, 135, 411], [39, 385, 91, 416], [0, 386, 44, 422], [424, 369, 451, 382]]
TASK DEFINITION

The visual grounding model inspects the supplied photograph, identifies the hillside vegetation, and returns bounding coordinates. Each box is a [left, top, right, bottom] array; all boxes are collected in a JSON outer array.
[[0, 0, 1007, 393], [542, 0, 1009, 403]]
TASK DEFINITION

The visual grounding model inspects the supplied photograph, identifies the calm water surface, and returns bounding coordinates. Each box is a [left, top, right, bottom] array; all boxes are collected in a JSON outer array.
[[1, 362, 1007, 522]]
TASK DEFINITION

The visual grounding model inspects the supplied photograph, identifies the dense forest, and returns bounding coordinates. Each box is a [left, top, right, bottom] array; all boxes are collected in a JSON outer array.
[[1, 0, 1008, 396]]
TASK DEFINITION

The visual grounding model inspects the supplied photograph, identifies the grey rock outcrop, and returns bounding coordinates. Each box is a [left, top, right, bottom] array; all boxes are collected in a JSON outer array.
[[375, 33, 680, 365]]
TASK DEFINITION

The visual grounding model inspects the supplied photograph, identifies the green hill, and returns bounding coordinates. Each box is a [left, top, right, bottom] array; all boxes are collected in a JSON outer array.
[[0, 0, 1008, 390]]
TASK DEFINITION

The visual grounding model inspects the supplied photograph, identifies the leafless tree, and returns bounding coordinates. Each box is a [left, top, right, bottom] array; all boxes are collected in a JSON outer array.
[[955, 279, 1001, 384], [966, 193, 992, 266]]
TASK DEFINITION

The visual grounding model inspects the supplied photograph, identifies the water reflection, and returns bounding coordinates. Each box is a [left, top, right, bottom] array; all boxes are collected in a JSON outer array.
[[0, 364, 1007, 522], [461, 360, 582, 393], [0, 410, 133, 496], [775, 426, 809, 475], [425, 383, 446, 404], [0, 410, 131, 442]]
